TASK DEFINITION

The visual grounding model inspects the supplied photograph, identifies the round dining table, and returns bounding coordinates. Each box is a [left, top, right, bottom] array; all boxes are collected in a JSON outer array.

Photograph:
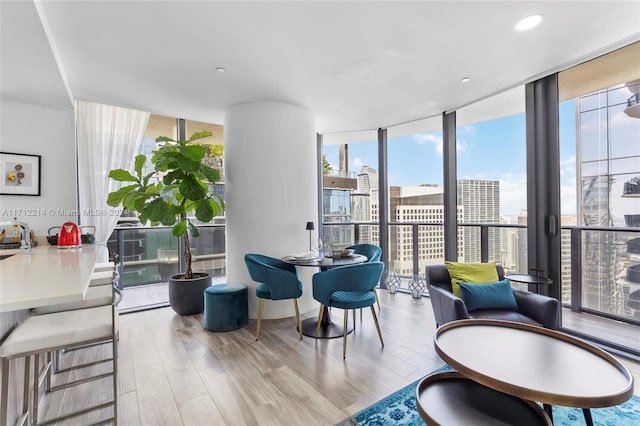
[[283, 253, 367, 338]]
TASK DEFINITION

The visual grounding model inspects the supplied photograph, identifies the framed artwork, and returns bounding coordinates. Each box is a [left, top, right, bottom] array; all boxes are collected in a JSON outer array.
[[0, 152, 41, 196]]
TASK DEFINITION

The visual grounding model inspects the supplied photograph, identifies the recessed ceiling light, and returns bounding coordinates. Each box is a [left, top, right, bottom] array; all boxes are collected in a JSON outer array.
[[216, 67, 226, 73], [515, 14, 543, 31], [461, 77, 471, 83]]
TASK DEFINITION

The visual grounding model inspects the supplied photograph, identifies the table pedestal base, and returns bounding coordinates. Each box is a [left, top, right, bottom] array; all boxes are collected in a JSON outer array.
[[300, 313, 353, 339]]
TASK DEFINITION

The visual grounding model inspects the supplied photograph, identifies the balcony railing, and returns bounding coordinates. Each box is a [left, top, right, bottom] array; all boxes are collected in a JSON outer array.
[[108, 223, 226, 288], [108, 221, 640, 355]]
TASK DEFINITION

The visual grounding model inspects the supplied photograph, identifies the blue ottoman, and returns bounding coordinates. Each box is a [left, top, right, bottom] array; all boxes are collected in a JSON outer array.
[[204, 284, 248, 332]]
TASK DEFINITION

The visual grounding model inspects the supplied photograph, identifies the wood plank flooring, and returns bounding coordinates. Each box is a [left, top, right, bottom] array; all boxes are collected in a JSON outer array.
[[40, 292, 639, 425]]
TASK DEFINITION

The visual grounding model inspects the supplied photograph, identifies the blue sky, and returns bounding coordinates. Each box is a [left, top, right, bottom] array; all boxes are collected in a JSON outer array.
[[323, 101, 578, 217]]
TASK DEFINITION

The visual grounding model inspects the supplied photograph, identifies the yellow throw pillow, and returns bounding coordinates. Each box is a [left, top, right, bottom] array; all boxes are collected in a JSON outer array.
[[445, 261, 499, 297]]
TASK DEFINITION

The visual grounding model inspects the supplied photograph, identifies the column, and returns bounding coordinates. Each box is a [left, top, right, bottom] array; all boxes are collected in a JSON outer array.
[[225, 102, 318, 319]]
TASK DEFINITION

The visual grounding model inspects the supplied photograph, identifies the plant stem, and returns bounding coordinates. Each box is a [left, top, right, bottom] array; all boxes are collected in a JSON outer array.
[[181, 212, 193, 279]]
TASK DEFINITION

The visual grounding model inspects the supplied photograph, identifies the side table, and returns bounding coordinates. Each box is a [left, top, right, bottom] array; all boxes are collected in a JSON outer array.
[[505, 273, 552, 292]]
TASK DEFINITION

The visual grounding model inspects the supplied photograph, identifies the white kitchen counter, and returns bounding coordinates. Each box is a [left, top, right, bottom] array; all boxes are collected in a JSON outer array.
[[0, 244, 107, 312]]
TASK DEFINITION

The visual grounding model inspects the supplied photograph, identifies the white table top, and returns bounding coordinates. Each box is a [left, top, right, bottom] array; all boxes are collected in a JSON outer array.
[[0, 245, 107, 312]]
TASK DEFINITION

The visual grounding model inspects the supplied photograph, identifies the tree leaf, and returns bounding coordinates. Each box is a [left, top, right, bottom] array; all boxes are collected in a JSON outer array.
[[143, 184, 161, 195], [106, 184, 138, 206], [142, 172, 155, 186], [187, 131, 213, 142], [177, 157, 201, 172], [184, 199, 199, 212], [199, 165, 220, 183], [210, 197, 223, 216], [195, 199, 214, 222], [180, 144, 206, 162], [179, 176, 207, 200], [156, 136, 176, 143], [172, 219, 187, 237], [144, 199, 175, 226], [109, 169, 138, 182], [188, 220, 200, 237], [134, 155, 146, 177], [163, 170, 183, 185]]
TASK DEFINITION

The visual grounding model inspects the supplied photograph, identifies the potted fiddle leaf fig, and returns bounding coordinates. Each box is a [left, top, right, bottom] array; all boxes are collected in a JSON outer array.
[[107, 130, 224, 315]]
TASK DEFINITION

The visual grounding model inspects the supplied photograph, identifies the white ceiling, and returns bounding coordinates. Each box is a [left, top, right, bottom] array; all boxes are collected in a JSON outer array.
[[2, 1, 639, 140]]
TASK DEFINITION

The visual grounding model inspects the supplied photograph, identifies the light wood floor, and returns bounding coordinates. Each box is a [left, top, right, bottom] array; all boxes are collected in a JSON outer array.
[[40, 292, 639, 425]]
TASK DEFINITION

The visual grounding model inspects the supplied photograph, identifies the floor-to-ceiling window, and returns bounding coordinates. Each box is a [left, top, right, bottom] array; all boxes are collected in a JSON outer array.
[[113, 115, 227, 311], [558, 42, 640, 353], [386, 117, 443, 278], [321, 132, 378, 249], [455, 87, 528, 277]]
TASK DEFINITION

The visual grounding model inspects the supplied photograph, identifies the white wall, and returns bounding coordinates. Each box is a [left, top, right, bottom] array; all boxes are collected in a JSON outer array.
[[0, 100, 77, 235]]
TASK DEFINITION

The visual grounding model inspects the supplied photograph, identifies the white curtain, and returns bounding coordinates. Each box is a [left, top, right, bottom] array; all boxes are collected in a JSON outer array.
[[76, 100, 150, 248]]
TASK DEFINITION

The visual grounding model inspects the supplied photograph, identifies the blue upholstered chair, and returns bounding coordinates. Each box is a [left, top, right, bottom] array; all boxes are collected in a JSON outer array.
[[346, 244, 381, 262], [244, 254, 304, 340], [312, 261, 385, 359], [347, 244, 382, 312]]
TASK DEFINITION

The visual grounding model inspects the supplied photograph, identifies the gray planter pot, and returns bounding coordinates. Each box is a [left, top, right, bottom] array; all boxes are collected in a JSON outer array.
[[168, 272, 212, 315]]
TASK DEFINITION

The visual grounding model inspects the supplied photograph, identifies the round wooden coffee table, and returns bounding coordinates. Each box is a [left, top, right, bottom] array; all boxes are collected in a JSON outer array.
[[434, 319, 634, 426]]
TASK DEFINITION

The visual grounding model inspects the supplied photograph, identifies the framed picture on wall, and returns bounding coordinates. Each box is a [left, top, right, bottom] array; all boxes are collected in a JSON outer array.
[[0, 152, 41, 196]]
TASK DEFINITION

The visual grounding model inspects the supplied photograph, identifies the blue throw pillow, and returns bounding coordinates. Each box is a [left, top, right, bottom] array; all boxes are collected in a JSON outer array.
[[458, 279, 518, 311]]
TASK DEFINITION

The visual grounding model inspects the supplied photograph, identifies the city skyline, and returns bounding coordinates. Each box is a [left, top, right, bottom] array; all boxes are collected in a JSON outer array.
[[323, 101, 579, 218]]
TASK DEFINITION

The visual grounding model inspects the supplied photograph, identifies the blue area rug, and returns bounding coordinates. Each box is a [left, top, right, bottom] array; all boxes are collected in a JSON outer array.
[[338, 365, 640, 425]]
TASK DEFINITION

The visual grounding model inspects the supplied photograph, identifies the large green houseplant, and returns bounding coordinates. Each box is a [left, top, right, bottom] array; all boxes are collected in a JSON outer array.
[[107, 130, 224, 314]]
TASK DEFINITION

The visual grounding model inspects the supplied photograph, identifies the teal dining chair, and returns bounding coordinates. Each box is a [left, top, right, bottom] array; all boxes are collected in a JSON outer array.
[[346, 243, 381, 262], [347, 244, 383, 315], [244, 254, 303, 340], [312, 261, 385, 359]]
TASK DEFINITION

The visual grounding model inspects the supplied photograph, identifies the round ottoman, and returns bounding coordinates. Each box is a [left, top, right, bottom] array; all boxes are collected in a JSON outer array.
[[204, 284, 248, 332]]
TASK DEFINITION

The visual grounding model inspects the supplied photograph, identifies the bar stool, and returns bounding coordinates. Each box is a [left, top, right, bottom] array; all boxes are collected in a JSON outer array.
[[31, 260, 121, 379], [0, 301, 119, 425], [94, 261, 116, 272], [89, 270, 117, 287], [31, 285, 113, 315], [90, 254, 120, 287]]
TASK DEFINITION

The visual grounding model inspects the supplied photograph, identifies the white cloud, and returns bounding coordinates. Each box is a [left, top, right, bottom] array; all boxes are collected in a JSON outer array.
[[561, 183, 577, 215], [560, 155, 576, 167], [415, 133, 440, 144], [353, 157, 364, 169], [411, 131, 467, 157], [458, 125, 478, 137], [413, 133, 442, 156], [499, 178, 527, 217]]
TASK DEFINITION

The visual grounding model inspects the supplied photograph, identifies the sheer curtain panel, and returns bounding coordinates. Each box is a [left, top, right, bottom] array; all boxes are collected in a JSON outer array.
[[76, 101, 150, 250]]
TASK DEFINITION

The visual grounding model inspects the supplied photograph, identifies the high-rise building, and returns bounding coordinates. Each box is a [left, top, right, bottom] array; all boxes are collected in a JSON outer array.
[[559, 215, 577, 304], [457, 180, 501, 263], [576, 81, 640, 318], [322, 163, 358, 246], [375, 185, 464, 276], [352, 166, 378, 243], [498, 215, 519, 272]]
